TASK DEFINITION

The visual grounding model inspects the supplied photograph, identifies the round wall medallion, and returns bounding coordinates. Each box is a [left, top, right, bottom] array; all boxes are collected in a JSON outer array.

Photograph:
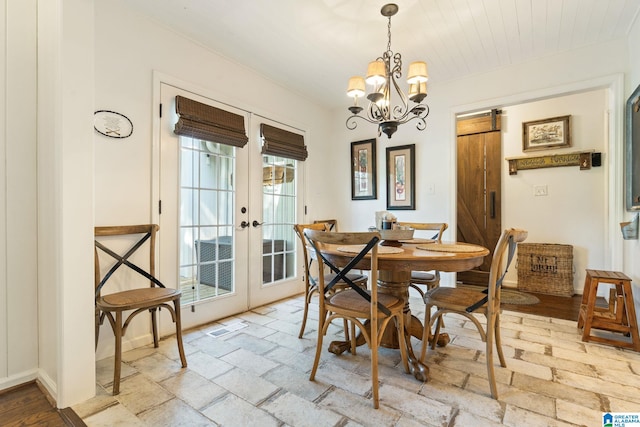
[[94, 110, 133, 139]]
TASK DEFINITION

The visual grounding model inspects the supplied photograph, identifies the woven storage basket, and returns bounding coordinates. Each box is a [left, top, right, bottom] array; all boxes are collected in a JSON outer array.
[[517, 243, 574, 296]]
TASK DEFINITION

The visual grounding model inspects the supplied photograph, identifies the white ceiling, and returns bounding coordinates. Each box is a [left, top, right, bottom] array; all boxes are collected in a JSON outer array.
[[124, 0, 640, 109]]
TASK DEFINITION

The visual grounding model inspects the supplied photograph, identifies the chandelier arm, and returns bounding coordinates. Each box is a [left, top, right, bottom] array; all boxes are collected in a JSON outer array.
[[346, 114, 380, 129], [366, 97, 385, 122]]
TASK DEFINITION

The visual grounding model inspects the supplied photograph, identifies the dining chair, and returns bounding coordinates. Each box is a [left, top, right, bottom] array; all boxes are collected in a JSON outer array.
[[313, 218, 338, 231], [421, 228, 528, 399], [293, 222, 368, 338], [396, 222, 448, 298], [94, 224, 187, 395], [304, 229, 409, 409]]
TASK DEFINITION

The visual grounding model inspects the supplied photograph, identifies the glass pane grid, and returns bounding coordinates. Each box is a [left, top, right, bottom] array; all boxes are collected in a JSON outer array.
[[261, 155, 298, 285], [179, 136, 236, 305]]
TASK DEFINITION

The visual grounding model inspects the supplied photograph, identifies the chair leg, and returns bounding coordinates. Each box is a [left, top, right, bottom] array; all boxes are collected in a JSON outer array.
[[343, 319, 351, 342], [349, 321, 357, 355], [395, 315, 410, 373], [95, 308, 101, 351], [113, 311, 123, 395], [151, 308, 159, 348], [309, 311, 326, 381], [431, 314, 443, 350], [370, 319, 379, 409], [420, 303, 433, 362], [494, 312, 506, 367], [298, 289, 312, 338], [173, 299, 187, 368], [486, 314, 499, 399]]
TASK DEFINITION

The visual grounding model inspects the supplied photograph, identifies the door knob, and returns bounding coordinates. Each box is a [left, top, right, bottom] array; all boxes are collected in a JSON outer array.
[[252, 220, 264, 227], [240, 221, 249, 228]]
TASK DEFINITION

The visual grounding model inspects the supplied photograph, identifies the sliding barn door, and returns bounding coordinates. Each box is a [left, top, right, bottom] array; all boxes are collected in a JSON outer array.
[[456, 111, 502, 286]]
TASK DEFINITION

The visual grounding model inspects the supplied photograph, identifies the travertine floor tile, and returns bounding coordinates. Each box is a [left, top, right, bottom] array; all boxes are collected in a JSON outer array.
[[80, 299, 640, 427], [201, 393, 280, 426]]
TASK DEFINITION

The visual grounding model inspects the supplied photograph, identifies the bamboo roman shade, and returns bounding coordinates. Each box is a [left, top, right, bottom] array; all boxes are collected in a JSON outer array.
[[260, 123, 308, 161], [174, 95, 248, 148]]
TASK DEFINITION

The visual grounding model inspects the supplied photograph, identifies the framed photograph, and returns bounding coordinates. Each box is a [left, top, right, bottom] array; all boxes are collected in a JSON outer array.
[[351, 139, 377, 200], [626, 83, 640, 210], [522, 115, 571, 152], [386, 144, 415, 210]]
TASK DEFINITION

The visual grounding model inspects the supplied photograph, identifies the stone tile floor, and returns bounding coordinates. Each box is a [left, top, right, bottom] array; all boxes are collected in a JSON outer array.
[[74, 295, 640, 426]]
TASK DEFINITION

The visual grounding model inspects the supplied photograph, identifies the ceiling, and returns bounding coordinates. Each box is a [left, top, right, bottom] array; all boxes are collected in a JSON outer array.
[[123, 0, 640, 109]]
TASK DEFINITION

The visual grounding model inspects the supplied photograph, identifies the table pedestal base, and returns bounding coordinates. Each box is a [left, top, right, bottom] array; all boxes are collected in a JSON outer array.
[[327, 270, 450, 382]]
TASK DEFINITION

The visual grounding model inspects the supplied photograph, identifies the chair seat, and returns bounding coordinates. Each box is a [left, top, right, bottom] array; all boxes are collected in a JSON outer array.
[[424, 287, 487, 313], [411, 271, 437, 283], [98, 288, 181, 311], [329, 289, 404, 315]]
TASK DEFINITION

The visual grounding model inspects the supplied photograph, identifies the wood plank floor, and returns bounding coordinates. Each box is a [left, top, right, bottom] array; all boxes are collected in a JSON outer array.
[[502, 291, 584, 321], [0, 382, 86, 427]]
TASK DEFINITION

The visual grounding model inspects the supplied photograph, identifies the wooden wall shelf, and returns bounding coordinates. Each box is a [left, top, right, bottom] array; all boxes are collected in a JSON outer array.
[[505, 150, 595, 175]]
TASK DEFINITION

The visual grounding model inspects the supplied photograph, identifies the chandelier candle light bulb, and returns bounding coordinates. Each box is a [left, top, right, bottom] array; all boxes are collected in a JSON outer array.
[[345, 3, 430, 138]]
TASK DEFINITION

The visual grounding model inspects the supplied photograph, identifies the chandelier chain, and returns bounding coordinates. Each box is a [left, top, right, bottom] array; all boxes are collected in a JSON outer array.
[[387, 16, 392, 53]]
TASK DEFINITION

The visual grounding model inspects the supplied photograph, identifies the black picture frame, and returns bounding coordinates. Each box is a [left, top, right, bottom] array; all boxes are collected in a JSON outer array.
[[626, 83, 640, 210], [350, 139, 377, 200], [386, 144, 415, 210]]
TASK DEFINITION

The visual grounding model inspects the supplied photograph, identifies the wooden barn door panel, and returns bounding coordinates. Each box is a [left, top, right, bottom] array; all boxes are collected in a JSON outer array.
[[456, 112, 502, 286]]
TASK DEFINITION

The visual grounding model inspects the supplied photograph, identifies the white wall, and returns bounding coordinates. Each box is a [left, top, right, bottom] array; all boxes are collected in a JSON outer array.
[[331, 40, 628, 291], [0, 0, 39, 389], [36, 0, 96, 408], [501, 90, 607, 292], [0, 0, 95, 408], [93, 1, 335, 361]]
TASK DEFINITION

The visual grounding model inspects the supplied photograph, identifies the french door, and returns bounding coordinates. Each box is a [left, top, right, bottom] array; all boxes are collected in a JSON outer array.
[[156, 82, 303, 330]]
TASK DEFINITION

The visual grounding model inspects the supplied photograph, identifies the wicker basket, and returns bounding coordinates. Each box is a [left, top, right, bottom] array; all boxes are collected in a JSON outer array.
[[517, 243, 574, 296]]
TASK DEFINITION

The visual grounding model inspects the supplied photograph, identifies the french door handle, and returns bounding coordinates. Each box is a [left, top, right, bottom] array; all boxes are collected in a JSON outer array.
[[252, 220, 264, 227], [240, 221, 250, 228]]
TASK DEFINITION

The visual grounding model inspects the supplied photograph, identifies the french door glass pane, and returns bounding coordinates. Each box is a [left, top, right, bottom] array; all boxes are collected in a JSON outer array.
[[262, 155, 297, 285], [180, 138, 235, 304]]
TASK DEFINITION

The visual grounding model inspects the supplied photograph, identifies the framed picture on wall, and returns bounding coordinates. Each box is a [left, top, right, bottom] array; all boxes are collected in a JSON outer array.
[[522, 115, 571, 152], [350, 139, 377, 200], [386, 144, 415, 210]]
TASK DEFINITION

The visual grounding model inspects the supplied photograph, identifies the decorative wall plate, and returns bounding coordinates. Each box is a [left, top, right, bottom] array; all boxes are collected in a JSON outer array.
[[94, 110, 133, 138]]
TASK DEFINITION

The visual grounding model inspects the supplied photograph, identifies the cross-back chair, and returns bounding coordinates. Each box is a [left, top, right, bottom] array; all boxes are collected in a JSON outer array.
[[313, 219, 338, 231], [421, 228, 528, 399], [94, 224, 187, 395], [294, 222, 367, 338], [304, 229, 409, 409], [397, 222, 448, 298]]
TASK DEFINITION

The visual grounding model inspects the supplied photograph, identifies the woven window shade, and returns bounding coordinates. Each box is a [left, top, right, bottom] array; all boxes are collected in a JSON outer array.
[[174, 95, 248, 148], [260, 123, 307, 161]]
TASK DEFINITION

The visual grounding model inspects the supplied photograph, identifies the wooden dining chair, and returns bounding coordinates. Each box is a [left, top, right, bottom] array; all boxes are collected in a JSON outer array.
[[304, 229, 409, 409], [313, 219, 338, 231], [294, 222, 367, 338], [397, 222, 448, 298], [421, 228, 527, 399], [94, 224, 187, 395]]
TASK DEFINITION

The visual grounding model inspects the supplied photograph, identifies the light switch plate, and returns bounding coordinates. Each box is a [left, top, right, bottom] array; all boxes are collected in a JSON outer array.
[[534, 185, 548, 196]]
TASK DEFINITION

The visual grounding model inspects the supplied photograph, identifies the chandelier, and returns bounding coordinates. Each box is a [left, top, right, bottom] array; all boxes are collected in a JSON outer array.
[[346, 3, 429, 139]]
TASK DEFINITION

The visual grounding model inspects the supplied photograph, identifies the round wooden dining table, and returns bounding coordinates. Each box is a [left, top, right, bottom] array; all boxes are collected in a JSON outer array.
[[316, 238, 489, 382]]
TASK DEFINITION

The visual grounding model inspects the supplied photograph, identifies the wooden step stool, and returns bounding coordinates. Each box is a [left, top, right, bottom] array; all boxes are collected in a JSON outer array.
[[577, 269, 640, 351]]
